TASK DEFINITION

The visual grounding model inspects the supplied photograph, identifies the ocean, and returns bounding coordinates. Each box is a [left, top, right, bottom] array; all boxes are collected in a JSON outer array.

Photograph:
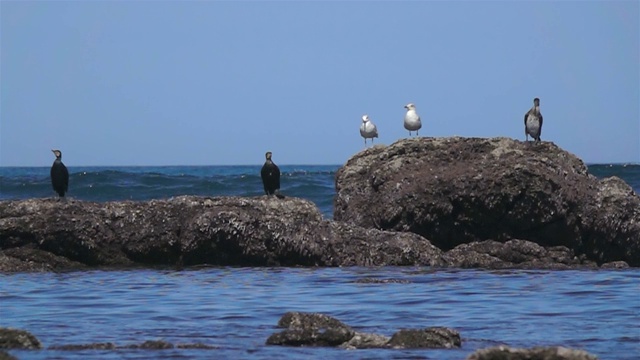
[[0, 164, 639, 359]]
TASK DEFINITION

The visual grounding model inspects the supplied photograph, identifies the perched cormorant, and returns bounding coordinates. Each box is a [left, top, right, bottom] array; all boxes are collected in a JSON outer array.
[[359, 114, 378, 146], [260, 151, 281, 196], [403, 103, 422, 136], [50, 149, 69, 197], [524, 97, 543, 142]]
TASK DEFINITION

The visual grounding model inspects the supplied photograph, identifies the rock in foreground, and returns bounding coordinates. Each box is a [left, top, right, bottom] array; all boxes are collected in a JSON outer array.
[[0, 328, 41, 350], [334, 137, 640, 266], [267, 312, 460, 349], [466, 345, 598, 360]]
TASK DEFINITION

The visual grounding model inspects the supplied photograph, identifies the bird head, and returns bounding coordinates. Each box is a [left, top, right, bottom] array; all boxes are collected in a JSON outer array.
[[533, 98, 540, 106], [265, 151, 273, 160], [51, 149, 62, 159], [404, 103, 416, 110], [361, 115, 370, 123]]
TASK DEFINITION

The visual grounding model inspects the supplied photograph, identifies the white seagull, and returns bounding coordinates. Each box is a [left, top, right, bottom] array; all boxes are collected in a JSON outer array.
[[524, 97, 543, 143], [359, 114, 378, 146], [403, 103, 422, 136]]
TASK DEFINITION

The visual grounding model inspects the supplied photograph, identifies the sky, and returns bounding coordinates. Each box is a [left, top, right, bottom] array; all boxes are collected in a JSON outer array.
[[1, 1, 638, 166]]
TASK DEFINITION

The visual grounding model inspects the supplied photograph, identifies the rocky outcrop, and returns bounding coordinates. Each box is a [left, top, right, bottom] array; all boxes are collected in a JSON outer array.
[[334, 137, 640, 266], [465, 345, 598, 360], [0, 351, 17, 360], [443, 239, 599, 269], [0, 328, 41, 350], [387, 328, 461, 349], [266, 312, 355, 347], [267, 312, 460, 349], [0, 196, 445, 271]]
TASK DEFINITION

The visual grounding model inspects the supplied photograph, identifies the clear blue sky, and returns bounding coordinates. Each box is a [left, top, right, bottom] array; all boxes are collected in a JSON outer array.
[[1, 1, 638, 166]]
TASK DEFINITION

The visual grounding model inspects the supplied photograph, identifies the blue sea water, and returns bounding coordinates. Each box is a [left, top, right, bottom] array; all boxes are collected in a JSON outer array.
[[0, 165, 338, 217], [0, 164, 639, 359]]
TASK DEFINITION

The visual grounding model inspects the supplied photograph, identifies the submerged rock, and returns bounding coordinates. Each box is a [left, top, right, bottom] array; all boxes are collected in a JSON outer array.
[[48, 343, 116, 350], [465, 345, 598, 360], [48, 340, 217, 351], [444, 239, 600, 269], [340, 332, 390, 349], [0, 350, 17, 360], [387, 327, 461, 349], [121, 340, 174, 349], [267, 312, 355, 347], [334, 137, 640, 266], [266, 312, 461, 350], [0, 328, 41, 349], [0, 196, 445, 271]]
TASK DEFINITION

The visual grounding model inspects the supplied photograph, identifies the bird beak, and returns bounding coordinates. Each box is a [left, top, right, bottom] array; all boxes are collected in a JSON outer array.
[[51, 149, 55, 153]]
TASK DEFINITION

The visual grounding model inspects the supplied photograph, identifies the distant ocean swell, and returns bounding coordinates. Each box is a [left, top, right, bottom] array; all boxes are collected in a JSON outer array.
[[0, 166, 339, 217], [0, 164, 638, 219]]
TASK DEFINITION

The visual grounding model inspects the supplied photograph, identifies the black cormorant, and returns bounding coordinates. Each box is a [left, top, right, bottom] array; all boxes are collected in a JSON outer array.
[[524, 98, 543, 142], [50, 149, 69, 197], [260, 151, 280, 196]]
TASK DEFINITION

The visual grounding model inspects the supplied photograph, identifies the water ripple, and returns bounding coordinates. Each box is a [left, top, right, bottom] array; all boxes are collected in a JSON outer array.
[[1, 268, 639, 359]]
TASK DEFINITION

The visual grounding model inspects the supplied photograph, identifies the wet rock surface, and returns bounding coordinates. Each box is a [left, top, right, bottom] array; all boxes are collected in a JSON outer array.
[[465, 345, 599, 360], [0, 196, 445, 271], [267, 312, 460, 349], [0, 351, 17, 360], [387, 327, 461, 349], [0, 328, 41, 350], [0, 324, 601, 358], [334, 137, 640, 266], [266, 312, 355, 347], [443, 239, 599, 269]]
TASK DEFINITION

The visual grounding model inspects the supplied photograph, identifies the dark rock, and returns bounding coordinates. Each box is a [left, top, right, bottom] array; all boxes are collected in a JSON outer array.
[[387, 327, 461, 349], [0, 246, 87, 272], [0, 196, 445, 271], [341, 332, 390, 349], [121, 340, 174, 349], [600, 260, 629, 269], [49, 342, 116, 350], [268, 312, 463, 350], [0, 328, 41, 349], [443, 239, 598, 269], [334, 137, 640, 266], [276, 312, 351, 330], [581, 177, 640, 265], [465, 345, 598, 360], [266, 328, 354, 347], [175, 343, 219, 349], [354, 278, 411, 284], [267, 312, 355, 347], [0, 351, 17, 360]]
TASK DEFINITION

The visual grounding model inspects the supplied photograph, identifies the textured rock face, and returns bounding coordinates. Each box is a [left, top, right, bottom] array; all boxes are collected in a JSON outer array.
[[387, 328, 461, 349], [443, 239, 598, 269], [334, 137, 640, 266], [0, 196, 445, 271], [465, 345, 599, 360], [0, 328, 42, 349], [266, 312, 460, 349]]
